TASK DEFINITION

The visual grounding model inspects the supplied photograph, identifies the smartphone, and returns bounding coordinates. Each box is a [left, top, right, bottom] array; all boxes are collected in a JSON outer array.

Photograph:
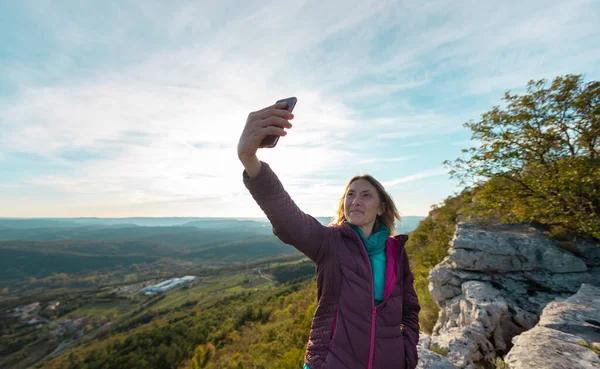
[[260, 97, 297, 148]]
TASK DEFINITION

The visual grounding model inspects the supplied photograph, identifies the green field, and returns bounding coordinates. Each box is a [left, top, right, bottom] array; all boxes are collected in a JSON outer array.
[[1, 254, 314, 369], [64, 299, 136, 319], [150, 272, 274, 311]]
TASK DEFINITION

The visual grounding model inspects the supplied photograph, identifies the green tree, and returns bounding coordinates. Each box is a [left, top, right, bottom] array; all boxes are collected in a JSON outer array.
[[68, 352, 84, 369], [191, 342, 215, 369], [445, 74, 600, 241], [271, 347, 305, 369]]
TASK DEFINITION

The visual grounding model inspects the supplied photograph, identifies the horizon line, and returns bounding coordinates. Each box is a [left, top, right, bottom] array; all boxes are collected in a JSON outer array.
[[0, 215, 428, 219]]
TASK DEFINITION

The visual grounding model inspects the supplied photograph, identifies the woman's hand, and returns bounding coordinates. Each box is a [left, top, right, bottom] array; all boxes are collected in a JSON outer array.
[[237, 101, 294, 165]]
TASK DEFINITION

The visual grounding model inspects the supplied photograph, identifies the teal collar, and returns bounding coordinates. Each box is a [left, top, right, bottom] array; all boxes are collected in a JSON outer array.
[[349, 222, 390, 256]]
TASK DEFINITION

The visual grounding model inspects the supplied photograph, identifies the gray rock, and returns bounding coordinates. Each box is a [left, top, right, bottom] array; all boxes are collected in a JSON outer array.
[[417, 333, 456, 369], [567, 240, 600, 267], [417, 349, 456, 369], [450, 223, 587, 273], [504, 284, 600, 369], [418, 332, 432, 351], [431, 281, 529, 368], [429, 261, 463, 303], [427, 221, 599, 369]]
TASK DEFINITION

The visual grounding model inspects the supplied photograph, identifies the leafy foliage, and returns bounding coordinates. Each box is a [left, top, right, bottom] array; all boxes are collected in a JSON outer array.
[[0, 236, 299, 296], [404, 191, 472, 334], [429, 345, 449, 357], [494, 357, 510, 369], [408, 74, 600, 335], [577, 339, 600, 357], [268, 261, 315, 284], [191, 343, 215, 369], [38, 278, 316, 369], [445, 75, 600, 241]]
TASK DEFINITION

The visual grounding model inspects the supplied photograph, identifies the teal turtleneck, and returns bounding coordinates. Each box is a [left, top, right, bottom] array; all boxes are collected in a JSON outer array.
[[349, 222, 389, 306]]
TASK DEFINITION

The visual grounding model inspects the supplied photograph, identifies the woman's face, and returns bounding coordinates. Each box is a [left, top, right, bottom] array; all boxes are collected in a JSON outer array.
[[344, 179, 384, 227]]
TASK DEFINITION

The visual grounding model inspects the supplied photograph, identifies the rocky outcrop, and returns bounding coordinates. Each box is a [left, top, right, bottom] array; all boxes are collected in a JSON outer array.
[[504, 283, 600, 369], [427, 221, 600, 369], [417, 333, 456, 369]]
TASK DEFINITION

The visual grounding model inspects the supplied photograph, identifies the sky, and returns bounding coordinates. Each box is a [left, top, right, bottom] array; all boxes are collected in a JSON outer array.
[[0, 0, 599, 218]]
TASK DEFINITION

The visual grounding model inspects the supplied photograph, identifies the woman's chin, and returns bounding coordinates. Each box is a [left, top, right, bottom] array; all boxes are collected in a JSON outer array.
[[347, 217, 365, 226]]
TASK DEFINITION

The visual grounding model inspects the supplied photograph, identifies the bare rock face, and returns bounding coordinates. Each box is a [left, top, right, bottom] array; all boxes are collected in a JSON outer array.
[[417, 350, 456, 369], [430, 281, 537, 369], [428, 221, 599, 369], [417, 333, 456, 369], [504, 283, 600, 369]]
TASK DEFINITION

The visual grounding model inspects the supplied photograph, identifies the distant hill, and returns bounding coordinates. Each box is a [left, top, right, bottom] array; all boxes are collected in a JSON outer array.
[[393, 216, 425, 234], [0, 216, 425, 294], [179, 218, 274, 233], [0, 219, 83, 229], [0, 215, 425, 232], [0, 245, 160, 281], [0, 236, 296, 283], [0, 216, 424, 242], [0, 217, 214, 228], [0, 225, 270, 244]]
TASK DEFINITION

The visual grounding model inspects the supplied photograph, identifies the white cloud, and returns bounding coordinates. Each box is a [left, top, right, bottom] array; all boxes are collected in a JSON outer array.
[[397, 140, 440, 148], [0, 0, 598, 216], [382, 167, 449, 187], [356, 156, 418, 165], [451, 140, 474, 147], [338, 78, 432, 102]]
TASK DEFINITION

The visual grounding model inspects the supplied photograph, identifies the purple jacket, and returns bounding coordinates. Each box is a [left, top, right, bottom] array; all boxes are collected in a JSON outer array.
[[243, 162, 420, 369]]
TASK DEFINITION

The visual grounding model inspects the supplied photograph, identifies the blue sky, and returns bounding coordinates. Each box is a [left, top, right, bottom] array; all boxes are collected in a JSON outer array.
[[1, 0, 599, 218]]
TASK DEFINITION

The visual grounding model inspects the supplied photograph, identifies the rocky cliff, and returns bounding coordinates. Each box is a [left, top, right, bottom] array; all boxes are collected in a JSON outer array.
[[416, 332, 455, 369], [425, 221, 600, 369], [505, 283, 600, 369]]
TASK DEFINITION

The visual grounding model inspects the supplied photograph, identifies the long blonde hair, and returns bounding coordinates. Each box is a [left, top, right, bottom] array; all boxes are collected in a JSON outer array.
[[329, 174, 402, 235]]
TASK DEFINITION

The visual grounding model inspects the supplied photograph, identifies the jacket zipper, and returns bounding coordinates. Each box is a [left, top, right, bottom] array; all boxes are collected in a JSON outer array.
[[349, 226, 379, 369]]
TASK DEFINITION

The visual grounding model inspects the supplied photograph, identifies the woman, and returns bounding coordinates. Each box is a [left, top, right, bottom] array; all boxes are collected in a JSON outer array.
[[238, 101, 420, 369]]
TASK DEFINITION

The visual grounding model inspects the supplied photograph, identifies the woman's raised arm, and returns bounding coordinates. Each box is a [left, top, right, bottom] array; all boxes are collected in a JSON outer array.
[[242, 161, 330, 264], [238, 102, 331, 264]]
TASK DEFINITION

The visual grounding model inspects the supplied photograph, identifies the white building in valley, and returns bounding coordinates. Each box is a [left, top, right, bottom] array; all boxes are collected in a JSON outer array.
[[141, 276, 196, 295]]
